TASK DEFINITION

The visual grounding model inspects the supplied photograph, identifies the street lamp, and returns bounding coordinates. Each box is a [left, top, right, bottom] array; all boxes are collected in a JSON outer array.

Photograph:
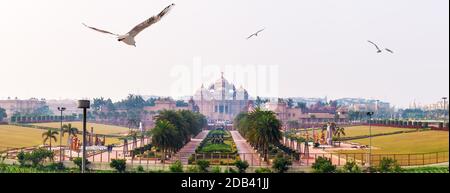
[[57, 107, 66, 162], [78, 100, 90, 173], [443, 97, 448, 120], [367, 111, 374, 169]]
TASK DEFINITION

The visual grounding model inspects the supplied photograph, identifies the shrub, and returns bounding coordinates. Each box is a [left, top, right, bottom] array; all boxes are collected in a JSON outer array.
[[17, 149, 54, 167], [29, 148, 54, 167], [186, 165, 199, 173], [196, 160, 210, 173], [378, 158, 402, 173], [224, 167, 238, 173], [188, 155, 195, 164], [47, 162, 65, 171], [211, 166, 222, 173], [17, 151, 27, 166], [342, 161, 361, 173], [110, 159, 127, 173], [234, 160, 249, 173], [255, 168, 272, 173], [312, 157, 336, 173], [169, 160, 184, 173], [136, 165, 145, 173], [272, 154, 292, 173], [73, 157, 91, 171]]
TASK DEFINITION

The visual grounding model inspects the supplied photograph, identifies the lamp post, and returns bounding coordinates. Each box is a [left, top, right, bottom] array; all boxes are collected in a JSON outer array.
[[443, 97, 448, 120], [57, 107, 66, 162], [367, 111, 374, 169], [78, 100, 90, 173]]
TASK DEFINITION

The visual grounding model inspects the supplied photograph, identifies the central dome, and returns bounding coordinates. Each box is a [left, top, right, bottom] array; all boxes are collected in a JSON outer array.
[[194, 74, 248, 101]]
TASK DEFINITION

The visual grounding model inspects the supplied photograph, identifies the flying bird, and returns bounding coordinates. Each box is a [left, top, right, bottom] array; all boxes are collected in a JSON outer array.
[[246, 28, 265, 40], [367, 40, 382, 53], [83, 3, 175, 47], [368, 40, 394, 54]]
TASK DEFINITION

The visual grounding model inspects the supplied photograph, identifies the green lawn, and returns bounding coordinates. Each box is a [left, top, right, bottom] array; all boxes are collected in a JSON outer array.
[[0, 125, 122, 151], [340, 126, 417, 138], [29, 122, 130, 135], [294, 126, 415, 138], [196, 130, 237, 155], [402, 166, 449, 173], [338, 130, 448, 154], [332, 130, 449, 166]]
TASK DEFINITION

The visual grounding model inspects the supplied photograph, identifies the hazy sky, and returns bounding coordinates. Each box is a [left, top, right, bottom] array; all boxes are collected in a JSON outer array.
[[0, 0, 448, 107]]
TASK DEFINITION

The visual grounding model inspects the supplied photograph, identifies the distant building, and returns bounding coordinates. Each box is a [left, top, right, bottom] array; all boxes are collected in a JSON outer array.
[[46, 99, 82, 115], [263, 100, 348, 129], [0, 98, 46, 118], [193, 73, 250, 121], [143, 98, 192, 112]]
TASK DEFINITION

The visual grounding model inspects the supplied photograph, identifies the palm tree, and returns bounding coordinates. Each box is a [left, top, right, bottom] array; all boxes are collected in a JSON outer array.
[[42, 129, 59, 151], [62, 123, 79, 146], [128, 130, 139, 150], [247, 108, 282, 161], [334, 127, 346, 147], [127, 118, 139, 131], [151, 120, 179, 163]]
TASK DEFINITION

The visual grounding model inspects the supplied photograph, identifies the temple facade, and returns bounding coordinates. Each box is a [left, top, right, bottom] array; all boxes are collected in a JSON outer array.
[[193, 73, 250, 121]]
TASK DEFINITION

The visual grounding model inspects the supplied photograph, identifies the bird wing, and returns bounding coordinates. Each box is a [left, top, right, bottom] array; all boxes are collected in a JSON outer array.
[[82, 23, 119, 36], [385, 48, 394, 53], [246, 33, 256, 39], [127, 3, 175, 38], [256, 28, 265, 34], [367, 40, 381, 50]]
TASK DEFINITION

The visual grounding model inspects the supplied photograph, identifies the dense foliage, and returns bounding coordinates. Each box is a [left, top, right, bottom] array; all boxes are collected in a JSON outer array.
[[110, 159, 127, 173], [312, 157, 336, 173], [169, 160, 184, 173], [234, 160, 249, 173], [151, 110, 207, 161], [17, 149, 54, 167], [234, 108, 282, 161], [271, 154, 292, 173]]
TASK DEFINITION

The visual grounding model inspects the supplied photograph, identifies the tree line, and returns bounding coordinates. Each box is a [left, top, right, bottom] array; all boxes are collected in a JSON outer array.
[[234, 108, 282, 161], [151, 110, 207, 162]]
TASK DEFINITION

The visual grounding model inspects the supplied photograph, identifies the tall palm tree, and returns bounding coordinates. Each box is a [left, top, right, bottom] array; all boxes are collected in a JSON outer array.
[[334, 127, 346, 147], [128, 130, 139, 150], [156, 110, 188, 145], [151, 120, 179, 163], [247, 108, 282, 161], [127, 118, 139, 131], [62, 123, 79, 146], [42, 129, 59, 151]]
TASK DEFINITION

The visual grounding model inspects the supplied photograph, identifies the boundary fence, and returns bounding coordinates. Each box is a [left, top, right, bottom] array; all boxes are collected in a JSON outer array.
[[2, 147, 447, 168]]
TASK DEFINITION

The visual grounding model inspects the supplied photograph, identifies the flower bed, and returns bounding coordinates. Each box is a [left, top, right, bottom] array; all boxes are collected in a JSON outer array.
[[189, 129, 239, 165]]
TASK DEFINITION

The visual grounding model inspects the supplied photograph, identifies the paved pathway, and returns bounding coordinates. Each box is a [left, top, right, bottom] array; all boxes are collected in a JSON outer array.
[[230, 131, 265, 166], [174, 130, 209, 164]]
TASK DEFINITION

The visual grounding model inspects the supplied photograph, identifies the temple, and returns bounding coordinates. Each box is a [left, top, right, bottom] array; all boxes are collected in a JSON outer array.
[[193, 73, 250, 122]]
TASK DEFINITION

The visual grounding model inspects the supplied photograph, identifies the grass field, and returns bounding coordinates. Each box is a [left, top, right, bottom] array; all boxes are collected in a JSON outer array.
[[29, 122, 130, 135], [0, 125, 122, 151], [332, 130, 449, 166], [294, 126, 416, 138], [337, 130, 448, 154], [402, 166, 449, 173], [339, 126, 417, 138]]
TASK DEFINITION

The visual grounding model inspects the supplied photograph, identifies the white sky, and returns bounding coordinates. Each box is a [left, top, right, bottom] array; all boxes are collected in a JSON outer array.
[[0, 0, 448, 108]]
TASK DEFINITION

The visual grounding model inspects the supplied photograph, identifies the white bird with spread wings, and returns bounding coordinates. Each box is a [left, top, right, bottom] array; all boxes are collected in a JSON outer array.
[[83, 3, 175, 47]]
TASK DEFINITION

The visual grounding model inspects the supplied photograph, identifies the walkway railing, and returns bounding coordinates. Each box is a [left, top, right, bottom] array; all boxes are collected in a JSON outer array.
[[2, 146, 447, 167]]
